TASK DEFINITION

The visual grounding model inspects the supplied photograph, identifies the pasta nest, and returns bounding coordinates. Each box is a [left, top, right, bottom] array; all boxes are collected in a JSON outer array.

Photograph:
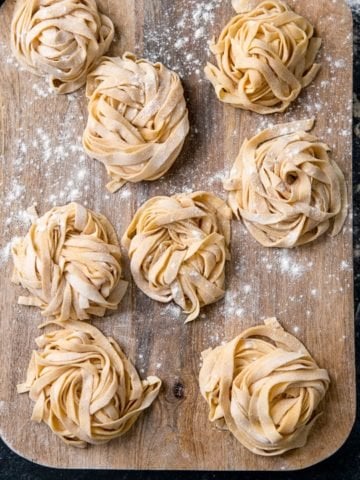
[[83, 53, 190, 192], [205, 0, 322, 114], [18, 321, 161, 447], [11, 0, 114, 94], [12, 202, 128, 322], [122, 192, 232, 323], [199, 318, 330, 456], [224, 119, 348, 248]]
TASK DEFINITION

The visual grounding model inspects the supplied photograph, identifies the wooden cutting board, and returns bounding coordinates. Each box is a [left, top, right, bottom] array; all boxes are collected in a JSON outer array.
[[0, 0, 355, 471]]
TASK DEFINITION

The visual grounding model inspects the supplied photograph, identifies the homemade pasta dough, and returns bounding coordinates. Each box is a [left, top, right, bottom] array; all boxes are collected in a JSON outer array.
[[83, 53, 190, 192], [11, 0, 114, 94], [122, 192, 231, 323], [12, 203, 127, 322], [205, 0, 322, 113], [18, 321, 162, 447], [224, 119, 348, 248], [199, 318, 330, 456]]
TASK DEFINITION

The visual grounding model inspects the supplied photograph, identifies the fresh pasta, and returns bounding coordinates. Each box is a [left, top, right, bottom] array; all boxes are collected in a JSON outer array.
[[205, 0, 321, 113], [83, 54, 190, 192], [11, 0, 114, 94], [199, 318, 330, 456], [224, 119, 348, 247], [18, 321, 161, 447], [122, 192, 231, 322], [12, 203, 127, 322]]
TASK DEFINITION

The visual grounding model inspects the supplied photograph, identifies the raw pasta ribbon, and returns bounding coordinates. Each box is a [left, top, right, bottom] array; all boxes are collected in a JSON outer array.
[[205, 0, 322, 113], [224, 119, 348, 247], [18, 321, 162, 447], [83, 53, 190, 192], [11, 0, 114, 94], [199, 318, 330, 456], [122, 192, 232, 322], [12, 202, 128, 322]]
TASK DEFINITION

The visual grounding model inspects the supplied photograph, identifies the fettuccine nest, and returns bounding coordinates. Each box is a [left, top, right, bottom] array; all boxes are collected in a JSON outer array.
[[205, 0, 322, 113], [199, 318, 330, 456], [18, 321, 161, 447], [83, 54, 190, 192], [12, 203, 128, 322], [224, 119, 348, 248], [11, 0, 114, 93], [122, 192, 232, 322]]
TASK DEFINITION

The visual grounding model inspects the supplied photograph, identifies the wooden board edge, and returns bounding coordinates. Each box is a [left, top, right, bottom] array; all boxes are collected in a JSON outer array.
[[0, 404, 356, 471], [338, 0, 354, 19]]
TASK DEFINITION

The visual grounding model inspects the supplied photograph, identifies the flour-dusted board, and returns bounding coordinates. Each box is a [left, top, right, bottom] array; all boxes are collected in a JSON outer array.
[[0, 0, 355, 471]]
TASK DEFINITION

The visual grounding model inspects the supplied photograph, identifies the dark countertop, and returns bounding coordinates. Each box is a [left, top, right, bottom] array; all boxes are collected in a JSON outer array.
[[1, 1, 359, 479]]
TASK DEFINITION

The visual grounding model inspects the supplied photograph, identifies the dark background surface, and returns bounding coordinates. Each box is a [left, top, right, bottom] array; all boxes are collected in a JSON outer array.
[[1, 1, 359, 479]]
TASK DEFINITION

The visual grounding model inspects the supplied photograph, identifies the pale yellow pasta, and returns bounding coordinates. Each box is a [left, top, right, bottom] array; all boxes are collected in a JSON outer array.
[[83, 54, 190, 192], [18, 321, 162, 447], [224, 119, 348, 248], [11, 0, 114, 94], [12, 202, 128, 322], [205, 0, 321, 114], [122, 192, 232, 323], [199, 318, 330, 456]]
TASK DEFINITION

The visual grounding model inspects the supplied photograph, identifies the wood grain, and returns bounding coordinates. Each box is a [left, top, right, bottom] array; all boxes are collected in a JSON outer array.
[[0, 0, 355, 471]]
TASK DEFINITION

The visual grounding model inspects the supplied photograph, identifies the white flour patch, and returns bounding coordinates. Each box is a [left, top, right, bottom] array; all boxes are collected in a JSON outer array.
[[235, 307, 245, 318], [0, 237, 21, 266], [259, 250, 310, 280], [340, 260, 352, 270], [0, 242, 12, 265], [278, 252, 306, 278], [159, 303, 182, 318], [243, 285, 252, 294]]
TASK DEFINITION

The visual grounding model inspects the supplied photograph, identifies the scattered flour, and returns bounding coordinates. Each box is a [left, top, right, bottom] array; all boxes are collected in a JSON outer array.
[[243, 285, 252, 294], [144, 0, 222, 78], [159, 303, 182, 318], [258, 250, 308, 280], [0, 2, 357, 334], [341, 260, 352, 270], [0, 237, 21, 264], [278, 251, 305, 279]]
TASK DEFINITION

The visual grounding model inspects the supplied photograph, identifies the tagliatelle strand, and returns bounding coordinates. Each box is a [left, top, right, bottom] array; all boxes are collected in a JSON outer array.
[[122, 192, 232, 323], [205, 0, 321, 113], [223, 119, 348, 248], [83, 53, 190, 192], [18, 321, 162, 447], [12, 202, 128, 322], [199, 318, 330, 456]]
